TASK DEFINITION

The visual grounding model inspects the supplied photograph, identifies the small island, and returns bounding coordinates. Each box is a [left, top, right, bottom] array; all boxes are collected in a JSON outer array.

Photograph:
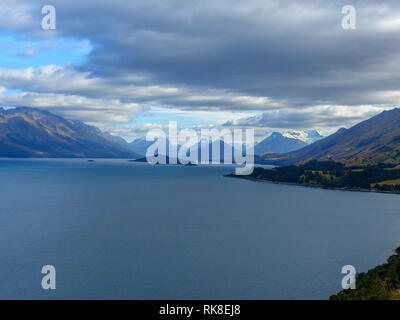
[[227, 159, 400, 193]]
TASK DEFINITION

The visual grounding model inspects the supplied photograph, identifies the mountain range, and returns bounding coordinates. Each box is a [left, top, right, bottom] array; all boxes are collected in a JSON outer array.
[[132, 138, 259, 164], [261, 108, 400, 166], [3, 106, 400, 167], [131, 130, 323, 157], [0, 107, 141, 158]]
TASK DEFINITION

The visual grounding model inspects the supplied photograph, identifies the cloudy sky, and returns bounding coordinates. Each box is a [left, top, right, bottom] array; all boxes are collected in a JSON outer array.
[[0, 0, 400, 141]]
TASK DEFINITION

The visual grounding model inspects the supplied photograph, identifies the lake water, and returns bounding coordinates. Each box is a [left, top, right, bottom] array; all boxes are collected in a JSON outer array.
[[0, 158, 400, 299]]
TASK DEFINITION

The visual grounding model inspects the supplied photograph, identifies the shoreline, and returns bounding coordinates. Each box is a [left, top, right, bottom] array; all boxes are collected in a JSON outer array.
[[225, 174, 400, 195], [226, 172, 400, 299]]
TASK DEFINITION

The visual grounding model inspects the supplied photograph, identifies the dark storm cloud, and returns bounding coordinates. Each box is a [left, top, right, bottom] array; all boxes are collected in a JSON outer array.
[[46, 0, 400, 106]]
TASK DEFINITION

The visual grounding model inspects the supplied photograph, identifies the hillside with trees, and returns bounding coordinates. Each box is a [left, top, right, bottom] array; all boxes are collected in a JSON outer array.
[[228, 159, 400, 193], [331, 247, 400, 300]]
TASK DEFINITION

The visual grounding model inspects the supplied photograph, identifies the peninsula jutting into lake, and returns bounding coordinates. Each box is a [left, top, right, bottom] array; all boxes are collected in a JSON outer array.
[[226, 159, 400, 194]]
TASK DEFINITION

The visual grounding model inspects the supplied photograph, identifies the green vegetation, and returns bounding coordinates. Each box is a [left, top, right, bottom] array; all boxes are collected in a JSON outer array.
[[229, 159, 400, 193], [331, 247, 400, 300]]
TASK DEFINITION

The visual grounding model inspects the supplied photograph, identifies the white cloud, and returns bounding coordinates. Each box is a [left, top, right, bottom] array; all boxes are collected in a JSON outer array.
[[0, 89, 144, 126], [226, 105, 394, 136], [0, 65, 281, 127]]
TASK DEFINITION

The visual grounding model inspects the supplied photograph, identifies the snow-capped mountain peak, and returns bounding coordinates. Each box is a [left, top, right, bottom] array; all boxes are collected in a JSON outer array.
[[281, 130, 323, 144]]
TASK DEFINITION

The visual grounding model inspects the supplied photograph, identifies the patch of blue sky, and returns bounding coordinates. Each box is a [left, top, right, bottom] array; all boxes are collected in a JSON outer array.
[[0, 32, 92, 69], [132, 111, 220, 128], [3, 88, 22, 96]]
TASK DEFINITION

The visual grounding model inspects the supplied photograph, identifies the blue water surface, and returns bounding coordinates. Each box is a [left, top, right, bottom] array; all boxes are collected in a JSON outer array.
[[0, 159, 399, 299]]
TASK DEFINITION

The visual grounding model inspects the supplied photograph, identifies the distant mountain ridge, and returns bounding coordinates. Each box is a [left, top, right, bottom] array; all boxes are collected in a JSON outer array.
[[0, 107, 141, 158], [255, 132, 307, 155], [133, 138, 257, 163], [129, 137, 176, 157], [281, 130, 323, 144], [261, 108, 400, 166], [254, 130, 322, 155], [129, 138, 153, 156]]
